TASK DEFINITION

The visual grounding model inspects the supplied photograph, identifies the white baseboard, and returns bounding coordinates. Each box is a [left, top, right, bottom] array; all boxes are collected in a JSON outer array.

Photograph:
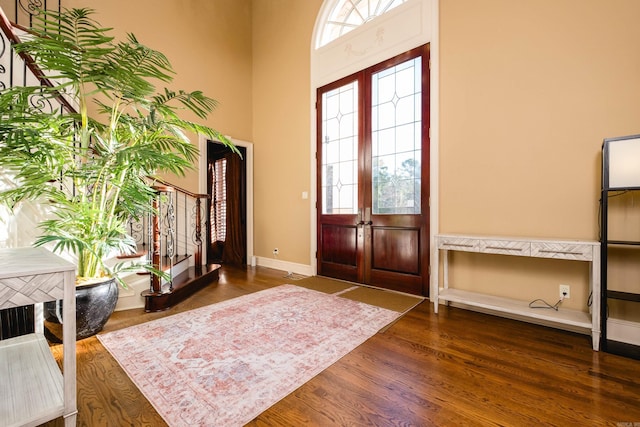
[[255, 256, 314, 277], [607, 318, 640, 346]]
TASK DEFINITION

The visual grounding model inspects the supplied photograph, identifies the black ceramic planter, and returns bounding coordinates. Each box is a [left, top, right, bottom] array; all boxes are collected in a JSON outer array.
[[44, 277, 119, 342]]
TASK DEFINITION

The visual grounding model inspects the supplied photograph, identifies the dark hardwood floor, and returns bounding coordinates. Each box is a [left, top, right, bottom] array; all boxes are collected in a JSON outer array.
[[42, 265, 640, 426]]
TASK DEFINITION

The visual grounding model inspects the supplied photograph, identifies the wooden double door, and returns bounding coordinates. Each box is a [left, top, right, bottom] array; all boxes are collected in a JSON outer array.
[[316, 45, 430, 296]]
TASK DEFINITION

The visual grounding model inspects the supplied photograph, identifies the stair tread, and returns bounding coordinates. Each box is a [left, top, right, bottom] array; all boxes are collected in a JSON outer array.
[[116, 250, 147, 259], [141, 264, 221, 312], [135, 254, 192, 274]]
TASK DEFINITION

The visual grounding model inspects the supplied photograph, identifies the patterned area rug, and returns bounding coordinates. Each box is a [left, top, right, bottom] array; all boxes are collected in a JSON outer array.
[[97, 284, 401, 427]]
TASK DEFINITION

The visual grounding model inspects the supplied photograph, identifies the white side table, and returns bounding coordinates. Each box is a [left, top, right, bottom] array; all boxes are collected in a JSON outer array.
[[433, 234, 601, 350], [0, 247, 77, 426]]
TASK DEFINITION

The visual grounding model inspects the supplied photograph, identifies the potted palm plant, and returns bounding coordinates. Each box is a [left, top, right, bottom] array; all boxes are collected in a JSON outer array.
[[0, 8, 235, 339]]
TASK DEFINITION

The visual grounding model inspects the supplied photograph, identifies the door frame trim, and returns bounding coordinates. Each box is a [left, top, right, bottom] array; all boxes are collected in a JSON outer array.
[[310, 0, 439, 291], [315, 45, 430, 294], [198, 134, 255, 266]]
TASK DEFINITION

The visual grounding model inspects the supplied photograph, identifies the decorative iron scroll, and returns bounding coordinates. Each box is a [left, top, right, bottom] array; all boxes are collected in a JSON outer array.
[[192, 199, 203, 246], [164, 192, 176, 261], [128, 215, 146, 246], [28, 87, 55, 113], [18, 0, 45, 16], [0, 31, 7, 90]]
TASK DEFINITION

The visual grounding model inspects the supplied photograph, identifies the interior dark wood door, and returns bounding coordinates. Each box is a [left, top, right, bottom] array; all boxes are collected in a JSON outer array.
[[317, 45, 429, 296]]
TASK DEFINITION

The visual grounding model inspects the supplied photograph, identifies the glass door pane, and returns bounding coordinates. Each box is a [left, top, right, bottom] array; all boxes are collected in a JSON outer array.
[[371, 56, 421, 215], [321, 81, 359, 214]]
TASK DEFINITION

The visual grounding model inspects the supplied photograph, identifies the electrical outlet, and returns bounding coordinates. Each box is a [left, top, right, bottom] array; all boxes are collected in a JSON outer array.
[[273, 248, 279, 256], [559, 284, 570, 299]]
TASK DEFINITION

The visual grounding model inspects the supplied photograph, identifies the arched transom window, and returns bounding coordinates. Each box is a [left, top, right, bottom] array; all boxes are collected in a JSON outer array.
[[317, 0, 407, 48]]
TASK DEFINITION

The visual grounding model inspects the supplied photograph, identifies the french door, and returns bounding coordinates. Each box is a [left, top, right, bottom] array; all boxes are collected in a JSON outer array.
[[316, 45, 430, 296]]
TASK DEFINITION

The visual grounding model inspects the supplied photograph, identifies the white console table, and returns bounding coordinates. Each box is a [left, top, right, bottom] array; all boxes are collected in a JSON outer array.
[[0, 247, 77, 426], [433, 234, 601, 351]]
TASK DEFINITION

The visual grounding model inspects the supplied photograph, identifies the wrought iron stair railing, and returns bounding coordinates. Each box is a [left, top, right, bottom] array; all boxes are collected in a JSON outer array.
[[127, 179, 220, 312]]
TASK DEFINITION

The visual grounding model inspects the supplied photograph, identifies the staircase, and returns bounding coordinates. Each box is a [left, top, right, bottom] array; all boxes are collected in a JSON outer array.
[[119, 181, 221, 312], [0, 1, 219, 317]]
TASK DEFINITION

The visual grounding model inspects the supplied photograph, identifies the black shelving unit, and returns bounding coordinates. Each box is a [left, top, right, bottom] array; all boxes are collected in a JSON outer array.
[[601, 134, 640, 360]]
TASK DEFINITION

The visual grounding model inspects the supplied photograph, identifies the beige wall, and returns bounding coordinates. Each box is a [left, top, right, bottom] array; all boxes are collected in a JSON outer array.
[[440, 0, 640, 238], [440, 0, 640, 311], [252, 0, 322, 265]]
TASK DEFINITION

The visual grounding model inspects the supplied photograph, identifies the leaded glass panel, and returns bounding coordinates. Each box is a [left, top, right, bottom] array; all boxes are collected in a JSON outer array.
[[321, 81, 358, 214], [371, 56, 421, 214], [317, 0, 407, 48]]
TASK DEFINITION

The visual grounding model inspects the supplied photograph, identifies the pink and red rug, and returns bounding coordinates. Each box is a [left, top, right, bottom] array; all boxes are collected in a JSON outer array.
[[97, 284, 401, 426]]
